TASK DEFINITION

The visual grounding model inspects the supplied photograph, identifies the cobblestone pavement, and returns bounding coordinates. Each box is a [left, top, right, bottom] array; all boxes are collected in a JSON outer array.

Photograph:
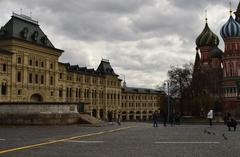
[[0, 122, 239, 157]]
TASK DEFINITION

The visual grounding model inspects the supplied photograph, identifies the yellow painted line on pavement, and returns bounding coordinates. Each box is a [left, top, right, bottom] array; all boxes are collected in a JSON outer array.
[[0, 125, 136, 154]]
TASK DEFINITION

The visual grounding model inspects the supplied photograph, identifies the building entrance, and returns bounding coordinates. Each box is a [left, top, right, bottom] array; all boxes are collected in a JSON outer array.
[[30, 94, 43, 102]]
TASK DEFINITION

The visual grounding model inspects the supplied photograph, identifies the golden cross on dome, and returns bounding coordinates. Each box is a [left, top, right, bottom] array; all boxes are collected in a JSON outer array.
[[230, 0, 232, 15], [205, 9, 208, 23]]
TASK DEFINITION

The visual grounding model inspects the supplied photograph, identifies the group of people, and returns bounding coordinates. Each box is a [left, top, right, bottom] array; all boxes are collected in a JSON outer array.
[[206, 110, 238, 131], [152, 111, 182, 127], [153, 109, 238, 131], [107, 111, 121, 126]]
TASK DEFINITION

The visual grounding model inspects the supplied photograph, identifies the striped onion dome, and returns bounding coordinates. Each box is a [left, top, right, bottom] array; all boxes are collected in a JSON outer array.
[[220, 15, 240, 38], [196, 23, 219, 47]]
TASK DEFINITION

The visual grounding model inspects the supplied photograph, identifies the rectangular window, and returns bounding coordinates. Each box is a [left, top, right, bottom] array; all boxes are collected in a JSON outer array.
[[3, 64, 6, 72], [35, 74, 38, 84], [66, 88, 69, 98], [29, 73, 32, 83], [35, 61, 38, 67], [17, 71, 21, 82], [59, 90, 63, 97], [50, 63, 53, 69], [29, 59, 32, 66], [18, 89, 21, 95], [41, 62, 44, 67], [76, 88, 78, 97], [59, 73, 63, 79], [50, 76, 53, 85], [70, 88, 72, 97], [41, 75, 44, 84], [17, 57, 21, 64]]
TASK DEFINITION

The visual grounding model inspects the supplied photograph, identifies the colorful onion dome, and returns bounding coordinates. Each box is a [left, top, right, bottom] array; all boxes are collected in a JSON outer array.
[[196, 23, 219, 47], [210, 47, 223, 58], [220, 15, 240, 38]]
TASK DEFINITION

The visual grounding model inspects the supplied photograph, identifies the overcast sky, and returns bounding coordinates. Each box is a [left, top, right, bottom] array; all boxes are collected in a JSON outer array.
[[0, 0, 237, 88]]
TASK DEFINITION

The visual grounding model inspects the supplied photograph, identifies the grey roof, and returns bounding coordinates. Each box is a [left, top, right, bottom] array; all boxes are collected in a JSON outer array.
[[59, 62, 101, 76], [0, 13, 63, 53], [97, 59, 117, 76], [122, 87, 163, 94]]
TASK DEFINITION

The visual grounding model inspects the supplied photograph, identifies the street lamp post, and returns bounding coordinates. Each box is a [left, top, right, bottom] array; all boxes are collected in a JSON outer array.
[[167, 82, 170, 123], [164, 81, 171, 123]]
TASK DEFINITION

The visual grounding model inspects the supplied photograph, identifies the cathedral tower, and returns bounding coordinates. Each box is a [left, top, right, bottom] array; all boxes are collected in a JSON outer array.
[[195, 17, 220, 69], [221, 7, 240, 112]]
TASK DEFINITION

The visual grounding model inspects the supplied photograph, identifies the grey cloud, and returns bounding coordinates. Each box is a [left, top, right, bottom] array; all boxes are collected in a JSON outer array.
[[169, 0, 227, 10], [0, 0, 236, 88]]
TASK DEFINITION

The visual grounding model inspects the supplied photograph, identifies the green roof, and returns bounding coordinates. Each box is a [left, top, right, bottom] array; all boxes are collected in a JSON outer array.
[[196, 23, 219, 47]]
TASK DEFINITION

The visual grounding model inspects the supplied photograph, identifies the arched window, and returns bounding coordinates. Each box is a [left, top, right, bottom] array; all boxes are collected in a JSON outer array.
[[1, 82, 7, 95]]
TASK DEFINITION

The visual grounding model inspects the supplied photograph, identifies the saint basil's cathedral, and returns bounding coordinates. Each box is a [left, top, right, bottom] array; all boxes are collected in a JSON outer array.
[[193, 2, 240, 115]]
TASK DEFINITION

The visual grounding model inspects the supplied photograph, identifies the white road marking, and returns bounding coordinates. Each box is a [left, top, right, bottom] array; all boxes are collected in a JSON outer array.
[[155, 141, 220, 144], [66, 140, 104, 143], [0, 139, 6, 141]]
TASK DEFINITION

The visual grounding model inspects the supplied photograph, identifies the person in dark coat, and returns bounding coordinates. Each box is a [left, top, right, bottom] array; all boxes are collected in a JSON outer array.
[[161, 110, 167, 127], [175, 112, 181, 125], [226, 113, 237, 131], [152, 111, 158, 127], [169, 113, 175, 126], [223, 113, 228, 125], [108, 111, 113, 125]]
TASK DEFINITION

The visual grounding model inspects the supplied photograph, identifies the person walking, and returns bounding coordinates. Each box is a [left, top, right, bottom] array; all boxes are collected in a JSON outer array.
[[169, 113, 174, 126], [152, 111, 158, 127], [117, 113, 121, 126], [108, 111, 113, 125], [161, 110, 167, 127], [207, 110, 213, 127]]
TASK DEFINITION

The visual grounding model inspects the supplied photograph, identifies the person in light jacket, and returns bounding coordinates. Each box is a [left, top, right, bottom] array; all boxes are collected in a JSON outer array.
[[207, 110, 213, 126]]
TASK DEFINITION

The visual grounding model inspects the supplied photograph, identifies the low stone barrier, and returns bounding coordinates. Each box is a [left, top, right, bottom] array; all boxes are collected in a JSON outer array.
[[0, 102, 83, 125]]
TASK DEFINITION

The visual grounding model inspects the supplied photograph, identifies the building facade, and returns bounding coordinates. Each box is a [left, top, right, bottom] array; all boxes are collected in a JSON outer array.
[[0, 13, 163, 120], [121, 83, 161, 121]]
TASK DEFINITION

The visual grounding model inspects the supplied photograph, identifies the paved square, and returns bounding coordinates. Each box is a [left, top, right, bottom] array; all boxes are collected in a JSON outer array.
[[0, 123, 239, 157]]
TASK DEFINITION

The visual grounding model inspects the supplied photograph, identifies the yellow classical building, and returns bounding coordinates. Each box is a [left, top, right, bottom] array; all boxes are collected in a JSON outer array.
[[0, 13, 163, 121]]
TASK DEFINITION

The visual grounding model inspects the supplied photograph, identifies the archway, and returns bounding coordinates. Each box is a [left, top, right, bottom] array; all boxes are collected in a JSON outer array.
[[30, 94, 43, 102], [129, 111, 134, 120], [136, 111, 141, 120], [142, 111, 147, 120]]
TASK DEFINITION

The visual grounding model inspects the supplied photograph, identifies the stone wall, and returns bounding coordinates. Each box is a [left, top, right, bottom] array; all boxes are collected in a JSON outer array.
[[0, 102, 82, 125], [0, 102, 79, 114]]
